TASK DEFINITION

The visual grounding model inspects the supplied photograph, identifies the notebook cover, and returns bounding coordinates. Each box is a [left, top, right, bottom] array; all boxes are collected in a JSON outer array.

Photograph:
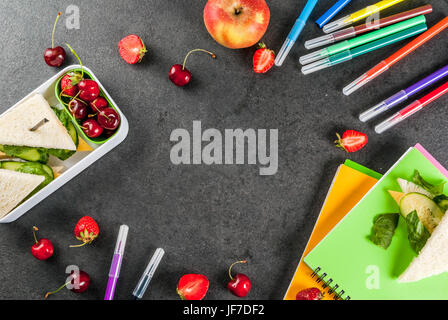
[[284, 163, 380, 300], [304, 146, 448, 300]]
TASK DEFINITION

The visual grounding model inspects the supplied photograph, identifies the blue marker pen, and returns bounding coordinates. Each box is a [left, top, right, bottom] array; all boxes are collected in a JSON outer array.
[[275, 0, 319, 67], [316, 0, 351, 28]]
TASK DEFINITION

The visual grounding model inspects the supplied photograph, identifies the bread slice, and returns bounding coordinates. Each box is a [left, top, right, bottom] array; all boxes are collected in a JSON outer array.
[[0, 94, 76, 151], [399, 211, 448, 283], [0, 169, 44, 219]]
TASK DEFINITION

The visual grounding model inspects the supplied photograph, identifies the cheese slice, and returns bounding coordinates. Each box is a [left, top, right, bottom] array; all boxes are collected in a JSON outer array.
[[0, 169, 44, 219], [51, 166, 65, 179], [0, 94, 76, 151], [388, 190, 405, 205], [0, 152, 10, 160], [77, 137, 94, 152]]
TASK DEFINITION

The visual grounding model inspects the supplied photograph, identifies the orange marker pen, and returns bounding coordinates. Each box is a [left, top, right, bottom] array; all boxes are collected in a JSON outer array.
[[344, 16, 448, 96]]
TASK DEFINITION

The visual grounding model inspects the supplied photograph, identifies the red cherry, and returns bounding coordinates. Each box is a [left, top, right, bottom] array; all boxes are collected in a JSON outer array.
[[70, 271, 90, 293], [227, 260, 251, 298], [81, 119, 103, 138], [68, 99, 88, 120], [169, 64, 191, 87], [44, 12, 65, 67], [97, 108, 120, 131], [169, 49, 216, 87], [44, 47, 66, 67], [45, 270, 90, 299], [78, 80, 100, 102], [90, 97, 108, 113], [31, 226, 54, 261]]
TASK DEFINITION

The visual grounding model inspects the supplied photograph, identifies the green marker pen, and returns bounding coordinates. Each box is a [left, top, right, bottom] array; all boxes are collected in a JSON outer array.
[[300, 15, 426, 65], [302, 24, 428, 75]]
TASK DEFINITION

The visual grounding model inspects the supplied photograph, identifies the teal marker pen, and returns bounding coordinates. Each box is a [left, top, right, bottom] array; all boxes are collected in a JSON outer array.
[[300, 15, 426, 65], [302, 24, 427, 74]]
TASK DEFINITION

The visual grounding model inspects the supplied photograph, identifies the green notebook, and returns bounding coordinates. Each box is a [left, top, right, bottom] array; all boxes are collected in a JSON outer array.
[[305, 145, 448, 300]]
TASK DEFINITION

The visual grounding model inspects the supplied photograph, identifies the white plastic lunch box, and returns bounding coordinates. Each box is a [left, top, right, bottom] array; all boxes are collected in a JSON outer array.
[[0, 65, 129, 223]]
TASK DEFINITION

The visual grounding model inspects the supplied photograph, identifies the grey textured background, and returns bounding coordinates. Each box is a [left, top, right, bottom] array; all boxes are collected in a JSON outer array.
[[0, 0, 447, 300]]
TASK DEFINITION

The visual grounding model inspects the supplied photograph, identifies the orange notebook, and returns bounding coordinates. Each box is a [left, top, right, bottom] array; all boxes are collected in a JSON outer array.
[[284, 161, 381, 300]]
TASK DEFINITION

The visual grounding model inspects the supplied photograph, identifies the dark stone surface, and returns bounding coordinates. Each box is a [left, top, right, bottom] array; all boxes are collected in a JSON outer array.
[[0, 0, 447, 300]]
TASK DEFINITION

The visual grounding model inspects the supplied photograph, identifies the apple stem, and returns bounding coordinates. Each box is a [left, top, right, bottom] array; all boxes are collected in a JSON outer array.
[[65, 43, 84, 78], [32, 226, 39, 244], [228, 260, 248, 281], [51, 12, 62, 49], [182, 49, 216, 71], [45, 280, 71, 299], [234, 6, 243, 15]]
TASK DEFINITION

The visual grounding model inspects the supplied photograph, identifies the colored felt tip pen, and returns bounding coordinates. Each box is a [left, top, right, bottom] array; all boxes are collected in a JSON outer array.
[[302, 24, 426, 75], [316, 0, 352, 29], [300, 15, 425, 65], [360, 64, 448, 122], [344, 16, 448, 96], [104, 225, 129, 300], [305, 4, 432, 49], [275, 0, 318, 67], [323, 0, 406, 34], [375, 80, 448, 134], [132, 248, 165, 300]]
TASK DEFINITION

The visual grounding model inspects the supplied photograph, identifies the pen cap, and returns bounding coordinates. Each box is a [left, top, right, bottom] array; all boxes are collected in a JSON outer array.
[[359, 90, 408, 122], [114, 225, 129, 255], [375, 113, 403, 134], [305, 27, 355, 49], [300, 47, 334, 65], [133, 248, 165, 299], [343, 60, 389, 95], [323, 15, 351, 33], [302, 50, 353, 75]]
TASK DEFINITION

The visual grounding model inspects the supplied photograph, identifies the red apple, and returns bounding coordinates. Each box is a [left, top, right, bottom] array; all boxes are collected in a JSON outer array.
[[204, 0, 270, 49]]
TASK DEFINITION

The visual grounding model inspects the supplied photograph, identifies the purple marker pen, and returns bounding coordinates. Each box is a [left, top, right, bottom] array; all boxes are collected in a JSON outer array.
[[359, 64, 448, 122], [104, 225, 129, 300]]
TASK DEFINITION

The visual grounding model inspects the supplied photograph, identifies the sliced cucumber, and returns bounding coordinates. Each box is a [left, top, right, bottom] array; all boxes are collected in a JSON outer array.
[[41, 164, 54, 179], [0, 144, 49, 163], [397, 178, 433, 198], [49, 107, 78, 160], [400, 193, 444, 233], [66, 120, 79, 147], [1, 161, 24, 171]]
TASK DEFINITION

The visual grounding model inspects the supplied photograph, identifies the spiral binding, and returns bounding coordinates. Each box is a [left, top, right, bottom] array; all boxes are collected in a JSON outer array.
[[311, 267, 351, 300]]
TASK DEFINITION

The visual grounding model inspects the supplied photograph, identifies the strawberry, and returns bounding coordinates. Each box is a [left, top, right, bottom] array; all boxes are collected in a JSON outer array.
[[70, 216, 99, 248], [253, 43, 275, 74], [177, 274, 209, 300], [60, 74, 78, 97], [296, 287, 323, 300], [118, 34, 147, 64], [335, 130, 368, 153]]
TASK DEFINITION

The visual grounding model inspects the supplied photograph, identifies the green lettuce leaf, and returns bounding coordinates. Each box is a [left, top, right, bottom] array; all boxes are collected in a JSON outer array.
[[413, 170, 445, 196], [405, 210, 431, 254], [369, 213, 399, 249], [434, 194, 448, 211]]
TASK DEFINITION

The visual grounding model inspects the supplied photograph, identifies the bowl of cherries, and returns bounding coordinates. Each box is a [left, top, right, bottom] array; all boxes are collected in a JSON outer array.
[[55, 46, 121, 144]]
